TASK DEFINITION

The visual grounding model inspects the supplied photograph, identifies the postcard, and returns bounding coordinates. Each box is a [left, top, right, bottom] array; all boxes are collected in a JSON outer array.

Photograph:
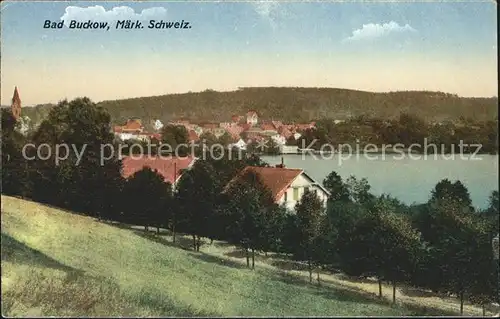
[[1, 1, 498, 317]]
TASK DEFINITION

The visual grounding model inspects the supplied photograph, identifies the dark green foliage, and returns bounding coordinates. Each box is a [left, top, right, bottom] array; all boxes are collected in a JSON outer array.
[[336, 197, 422, 302], [1, 109, 30, 197], [122, 167, 171, 230], [221, 169, 276, 268], [430, 179, 473, 209], [24, 88, 498, 126], [294, 188, 324, 282], [25, 98, 125, 217], [322, 171, 350, 203], [161, 125, 189, 155], [217, 132, 233, 147], [345, 175, 376, 206], [175, 160, 222, 250]]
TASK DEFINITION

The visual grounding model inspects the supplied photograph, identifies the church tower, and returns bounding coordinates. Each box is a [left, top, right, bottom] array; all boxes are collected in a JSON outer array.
[[11, 86, 21, 121]]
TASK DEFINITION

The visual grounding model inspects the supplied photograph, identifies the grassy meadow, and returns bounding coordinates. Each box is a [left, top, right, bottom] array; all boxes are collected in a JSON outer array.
[[1, 195, 495, 317]]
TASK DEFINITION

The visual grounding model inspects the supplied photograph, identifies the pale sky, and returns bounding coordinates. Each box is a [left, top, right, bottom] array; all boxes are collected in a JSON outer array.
[[1, 1, 497, 106]]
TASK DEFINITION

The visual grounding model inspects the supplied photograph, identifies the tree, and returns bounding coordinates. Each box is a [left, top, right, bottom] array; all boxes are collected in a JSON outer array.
[[336, 196, 421, 302], [369, 199, 422, 304], [345, 175, 375, 206], [1, 109, 29, 197], [325, 200, 369, 268], [417, 197, 490, 314], [199, 132, 218, 147], [222, 169, 274, 269], [322, 171, 350, 203], [217, 132, 234, 147], [430, 179, 472, 209], [175, 160, 221, 251], [161, 125, 189, 155], [255, 204, 288, 257], [28, 98, 124, 217], [122, 167, 170, 231], [294, 188, 324, 283]]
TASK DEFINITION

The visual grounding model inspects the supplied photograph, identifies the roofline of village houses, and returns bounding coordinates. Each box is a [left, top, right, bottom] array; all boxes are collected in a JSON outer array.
[[112, 111, 316, 147]]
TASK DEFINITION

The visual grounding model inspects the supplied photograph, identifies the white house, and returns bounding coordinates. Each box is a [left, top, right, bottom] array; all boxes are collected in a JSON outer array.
[[271, 134, 286, 146], [153, 119, 164, 131], [225, 165, 330, 211], [17, 116, 31, 136], [246, 110, 258, 126], [293, 132, 302, 140]]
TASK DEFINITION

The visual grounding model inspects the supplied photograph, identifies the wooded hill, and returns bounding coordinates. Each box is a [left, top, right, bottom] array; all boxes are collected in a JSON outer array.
[[21, 87, 498, 126]]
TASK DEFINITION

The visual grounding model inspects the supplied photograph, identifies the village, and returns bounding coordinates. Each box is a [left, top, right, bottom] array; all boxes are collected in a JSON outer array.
[[7, 86, 331, 214], [112, 110, 318, 154]]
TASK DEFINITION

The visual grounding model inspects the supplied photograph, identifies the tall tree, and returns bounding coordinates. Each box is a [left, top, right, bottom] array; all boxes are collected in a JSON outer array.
[[295, 188, 324, 283], [323, 171, 350, 203], [345, 175, 375, 206], [1, 109, 29, 197], [161, 125, 189, 155], [122, 167, 170, 231], [28, 98, 123, 217], [175, 160, 221, 251], [222, 170, 274, 269], [430, 179, 472, 209]]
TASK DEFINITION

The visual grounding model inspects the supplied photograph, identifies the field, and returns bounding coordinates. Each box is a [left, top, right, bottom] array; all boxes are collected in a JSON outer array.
[[1, 195, 495, 316]]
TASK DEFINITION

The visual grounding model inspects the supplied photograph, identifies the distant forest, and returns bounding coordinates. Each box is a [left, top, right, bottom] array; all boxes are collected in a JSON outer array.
[[19, 87, 498, 126]]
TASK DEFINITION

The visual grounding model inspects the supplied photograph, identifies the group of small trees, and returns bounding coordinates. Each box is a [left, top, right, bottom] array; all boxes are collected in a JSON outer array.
[[324, 173, 499, 313]]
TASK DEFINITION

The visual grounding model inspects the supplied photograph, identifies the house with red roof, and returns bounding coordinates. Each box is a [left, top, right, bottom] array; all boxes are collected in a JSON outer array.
[[295, 123, 315, 132], [231, 115, 243, 123], [121, 155, 197, 189], [239, 123, 252, 132], [277, 126, 293, 140], [260, 122, 278, 135], [271, 120, 283, 130], [114, 119, 158, 141], [225, 125, 244, 141], [246, 110, 258, 126], [224, 164, 330, 211]]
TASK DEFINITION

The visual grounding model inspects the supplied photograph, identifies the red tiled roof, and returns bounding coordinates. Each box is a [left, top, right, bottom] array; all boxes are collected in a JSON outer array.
[[116, 119, 143, 132], [121, 155, 196, 185], [226, 166, 303, 202], [231, 115, 242, 122], [295, 123, 313, 131], [201, 123, 219, 129], [225, 126, 243, 140], [278, 126, 293, 139], [271, 121, 283, 129], [239, 123, 251, 131], [261, 123, 276, 131]]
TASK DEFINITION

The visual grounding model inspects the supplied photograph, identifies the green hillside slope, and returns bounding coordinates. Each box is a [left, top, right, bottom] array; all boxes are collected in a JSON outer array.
[[0, 195, 488, 317]]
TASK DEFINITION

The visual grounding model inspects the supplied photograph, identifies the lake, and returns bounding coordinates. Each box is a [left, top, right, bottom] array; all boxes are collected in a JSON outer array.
[[261, 154, 499, 210]]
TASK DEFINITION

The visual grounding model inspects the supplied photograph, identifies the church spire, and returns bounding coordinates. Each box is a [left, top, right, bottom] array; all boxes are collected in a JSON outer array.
[[11, 86, 21, 121]]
